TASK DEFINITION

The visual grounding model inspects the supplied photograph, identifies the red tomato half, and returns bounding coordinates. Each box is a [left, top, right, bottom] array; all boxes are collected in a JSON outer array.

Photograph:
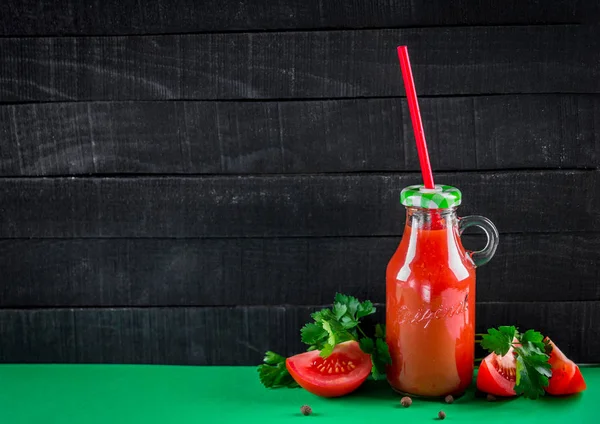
[[476, 348, 517, 397], [286, 341, 372, 397], [545, 338, 586, 395]]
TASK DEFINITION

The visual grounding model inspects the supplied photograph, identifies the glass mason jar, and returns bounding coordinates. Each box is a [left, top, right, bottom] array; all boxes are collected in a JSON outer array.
[[386, 185, 499, 397]]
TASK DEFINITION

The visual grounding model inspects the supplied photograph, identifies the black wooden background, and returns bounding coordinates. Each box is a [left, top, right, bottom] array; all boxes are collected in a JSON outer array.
[[0, 1, 599, 365]]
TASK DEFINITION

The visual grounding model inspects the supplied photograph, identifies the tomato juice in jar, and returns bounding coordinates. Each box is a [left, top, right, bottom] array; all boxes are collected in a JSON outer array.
[[386, 185, 498, 397]]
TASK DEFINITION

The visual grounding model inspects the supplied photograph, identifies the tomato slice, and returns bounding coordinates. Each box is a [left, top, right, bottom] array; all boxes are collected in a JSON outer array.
[[476, 349, 517, 397], [566, 368, 587, 394], [545, 338, 586, 395], [286, 341, 372, 397]]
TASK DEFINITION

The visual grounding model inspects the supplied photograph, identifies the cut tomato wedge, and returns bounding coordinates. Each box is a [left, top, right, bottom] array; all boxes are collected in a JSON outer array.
[[286, 341, 371, 397], [476, 348, 517, 397], [545, 338, 586, 395]]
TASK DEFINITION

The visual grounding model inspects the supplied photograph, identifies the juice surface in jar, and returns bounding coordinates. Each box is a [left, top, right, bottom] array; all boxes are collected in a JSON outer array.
[[386, 185, 498, 397]]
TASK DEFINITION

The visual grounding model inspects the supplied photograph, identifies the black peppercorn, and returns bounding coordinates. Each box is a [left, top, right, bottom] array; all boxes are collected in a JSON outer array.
[[300, 405, 312, 416]]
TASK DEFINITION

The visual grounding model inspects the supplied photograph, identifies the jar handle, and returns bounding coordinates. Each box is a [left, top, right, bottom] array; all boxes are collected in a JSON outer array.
[[458, 215, 499, 268]]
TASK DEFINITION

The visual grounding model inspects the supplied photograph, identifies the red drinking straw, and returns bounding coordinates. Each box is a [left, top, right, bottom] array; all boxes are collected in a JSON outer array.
[[396, 46, 435, 189]]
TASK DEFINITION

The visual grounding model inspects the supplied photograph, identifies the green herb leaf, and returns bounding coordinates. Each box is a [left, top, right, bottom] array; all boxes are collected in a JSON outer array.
[[356, 300, 376, 319], [322, 321, 337, 347], [319, 342, 335, 358], [319, 319, 354, 357], [520, 329, 545, 351], [332, 293, 362, 329], [300, 323, 328, 347], [371, 362, 384, 381], [481, 325, 517, 356], [513, 330, 552, 399], [333, 293, 350, 305], [257, 351, 299, 389], [514, 347, 551, 399], [311, 308, 334, 323], [263, 351, 286, 366], [359, 337, 374, 354], [334, 293, 360, 318], [333, 303, 348, 320], [375, 324, 385, 339], [369, 336, 392, 381], [340, 315, 358, 330], [375, 337, 392, 366]]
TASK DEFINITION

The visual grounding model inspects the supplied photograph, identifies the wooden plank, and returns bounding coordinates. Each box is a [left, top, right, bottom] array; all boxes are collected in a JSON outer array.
[[0, 171, 598, 238], [0, 234, 598, 307], [2, 0, 598, 36], [1, 26, 598, 102], [1, 95, 598, 176], [0, 302, 597, 364]]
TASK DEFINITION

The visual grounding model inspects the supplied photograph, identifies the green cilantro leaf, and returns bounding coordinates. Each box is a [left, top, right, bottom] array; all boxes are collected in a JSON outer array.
[[359, 337, 374, 354], [368, 335, 392, 381], [333, 293, 363, 329], [319, 319, 354, 358], [300, 323, 328, 348], [333, 302, 348, 320], [319, 342, 335, 358], [356, 300, 376, 319], [257, 351, 299, 389], [322, 321, 337, 349], [513, 331, 552, 399], [311, 308, 334, 323], [333, 293, 350, 306], [514, 348, 551, 399], [520, 329, 546, 351], [375, 324, 385, 339], [371, 362, 384, 381], [375, 337, 392, 365], [334, 293, 360, 318], [340, 315, 359, 330], [481, 325, 517, 356], [263, 351, 286, 366]]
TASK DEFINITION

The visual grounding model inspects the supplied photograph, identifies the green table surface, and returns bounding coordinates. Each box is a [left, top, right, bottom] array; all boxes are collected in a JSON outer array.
[[0, 365, 596, 423]]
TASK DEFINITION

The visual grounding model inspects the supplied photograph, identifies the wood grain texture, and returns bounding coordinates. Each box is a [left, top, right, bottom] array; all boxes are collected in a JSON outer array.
[[0, 302, 597, 364], [1, 26, 598, 102], [0, 234, 598, 307], [0, 171, 598, 238], [2, 0, 598, 35], [1, 95, 598, 176]]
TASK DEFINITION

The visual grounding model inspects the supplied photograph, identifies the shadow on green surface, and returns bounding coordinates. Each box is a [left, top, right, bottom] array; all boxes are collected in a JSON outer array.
[[292, 412, 323, 418], [345, 380, 397, 402]]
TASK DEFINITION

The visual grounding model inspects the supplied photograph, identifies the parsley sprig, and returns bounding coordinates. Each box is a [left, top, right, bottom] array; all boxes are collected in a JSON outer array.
[[258, 293, 391, 388], [480, 325, 552, 399], [301, 293, 391, 380], [257, 351, 299, 388]]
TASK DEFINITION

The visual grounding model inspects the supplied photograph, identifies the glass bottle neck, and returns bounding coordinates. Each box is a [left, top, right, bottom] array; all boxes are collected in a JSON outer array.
[[405, 207, 458, 231]]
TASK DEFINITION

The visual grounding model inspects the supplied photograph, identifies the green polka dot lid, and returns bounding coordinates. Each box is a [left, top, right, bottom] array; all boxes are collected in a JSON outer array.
[[400, 185, 462, 209]]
